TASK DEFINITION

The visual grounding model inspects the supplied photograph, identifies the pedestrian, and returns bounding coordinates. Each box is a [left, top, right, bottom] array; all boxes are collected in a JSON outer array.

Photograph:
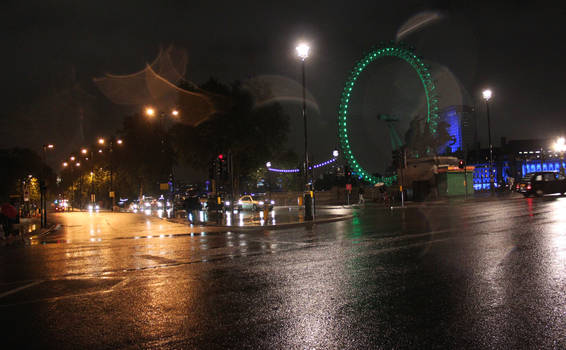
[[0, 200, 19, 239], [358, 186, 365, 204]]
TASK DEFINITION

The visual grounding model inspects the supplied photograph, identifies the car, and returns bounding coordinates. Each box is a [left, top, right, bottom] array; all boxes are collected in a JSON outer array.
[[235, 195, 274, 211], [516, 171, 566, 197]]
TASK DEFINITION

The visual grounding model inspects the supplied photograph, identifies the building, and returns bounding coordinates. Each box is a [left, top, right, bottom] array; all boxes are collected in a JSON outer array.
[[439, 105, 477, 154]]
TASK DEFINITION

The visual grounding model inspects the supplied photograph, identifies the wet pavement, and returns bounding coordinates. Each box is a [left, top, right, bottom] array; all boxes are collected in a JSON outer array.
[[2, 194, 566, 348]]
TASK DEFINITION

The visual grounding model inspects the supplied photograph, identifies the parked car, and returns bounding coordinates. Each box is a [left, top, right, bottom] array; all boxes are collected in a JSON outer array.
[[516, 171, 566, 197], [235, 195, 274, 211]]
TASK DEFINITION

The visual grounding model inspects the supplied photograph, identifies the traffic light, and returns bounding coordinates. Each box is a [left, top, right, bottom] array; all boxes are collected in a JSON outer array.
[[458, 160, 465, 169], [344, 165, 352, 180]]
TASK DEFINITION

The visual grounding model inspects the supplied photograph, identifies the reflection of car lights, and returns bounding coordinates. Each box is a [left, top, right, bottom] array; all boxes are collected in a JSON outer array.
[[88, 205, 93, 212], [144, 202, 150, 207], [133, 209, 138, 213], [157, 202, 163, 208], [144, 209, 151, 215], [157, 209, 163, 218]]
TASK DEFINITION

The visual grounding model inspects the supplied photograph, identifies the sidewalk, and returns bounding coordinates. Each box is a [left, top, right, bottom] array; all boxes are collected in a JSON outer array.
[[1, 217, 58, 246]]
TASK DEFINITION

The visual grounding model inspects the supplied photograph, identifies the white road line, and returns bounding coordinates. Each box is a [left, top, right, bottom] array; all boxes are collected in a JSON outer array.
[[0, 280, 44, 299]]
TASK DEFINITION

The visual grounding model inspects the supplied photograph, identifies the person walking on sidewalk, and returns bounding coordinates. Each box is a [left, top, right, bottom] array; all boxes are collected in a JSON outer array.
[[358, 186, 365, 205]]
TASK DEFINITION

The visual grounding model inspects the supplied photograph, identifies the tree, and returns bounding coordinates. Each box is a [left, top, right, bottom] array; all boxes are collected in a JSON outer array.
[[0, 148, 55, 202], [171, 79, 290, 193]]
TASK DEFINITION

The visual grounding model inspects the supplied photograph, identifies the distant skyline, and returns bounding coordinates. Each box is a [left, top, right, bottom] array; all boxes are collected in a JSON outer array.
[[2, 0, 565, 172]]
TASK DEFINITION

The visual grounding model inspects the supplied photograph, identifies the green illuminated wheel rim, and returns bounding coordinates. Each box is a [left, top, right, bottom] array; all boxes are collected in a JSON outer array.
[[338, 41, 439, 185]]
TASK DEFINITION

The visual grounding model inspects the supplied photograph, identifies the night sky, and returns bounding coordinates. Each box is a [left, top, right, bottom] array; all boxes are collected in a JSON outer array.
[[2, 0, 566, 174]]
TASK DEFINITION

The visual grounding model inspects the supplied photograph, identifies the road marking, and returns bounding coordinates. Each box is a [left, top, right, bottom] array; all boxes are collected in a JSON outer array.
[[0, 280, 43, 299]]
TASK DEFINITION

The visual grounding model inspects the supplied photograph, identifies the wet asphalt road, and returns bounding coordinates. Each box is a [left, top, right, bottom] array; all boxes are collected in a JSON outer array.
[[2, 195, 566, 349]]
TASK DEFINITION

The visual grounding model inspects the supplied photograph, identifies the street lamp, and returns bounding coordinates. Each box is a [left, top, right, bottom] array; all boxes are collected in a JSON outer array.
[[99, 136, 124, 211], [333, 149, 339, 158], [296, 41, 313, 220], [482, 89, 494, 192], [40, 143, 55, 228], [144, 106, 180, 216], [553, 137, 566, 174]]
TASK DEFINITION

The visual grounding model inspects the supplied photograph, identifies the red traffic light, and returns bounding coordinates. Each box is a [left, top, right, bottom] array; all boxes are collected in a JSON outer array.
[[458, 160, 464, 169], [218, 154, 224, 160]]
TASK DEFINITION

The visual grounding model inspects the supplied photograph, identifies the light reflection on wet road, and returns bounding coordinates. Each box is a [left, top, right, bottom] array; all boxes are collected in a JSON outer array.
[[2, 195, 566, 348]]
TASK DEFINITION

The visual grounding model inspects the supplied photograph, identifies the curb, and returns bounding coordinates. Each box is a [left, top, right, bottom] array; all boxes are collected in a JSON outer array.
[[26, 223, 60, 239]]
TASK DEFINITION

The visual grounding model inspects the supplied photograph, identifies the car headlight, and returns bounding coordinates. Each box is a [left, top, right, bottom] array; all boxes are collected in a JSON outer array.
[[144, 202, 150, 207], [259, 201, 264, 206], [88, 205, 93, 211], [225, 201, 230, 206], [238, 200, 243, 205], [270, 200, 275, 205], [157, 202, 163, 207], [95, 205, 100, 210]]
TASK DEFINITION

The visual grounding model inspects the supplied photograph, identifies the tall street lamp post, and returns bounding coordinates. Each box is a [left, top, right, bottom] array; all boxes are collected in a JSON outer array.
[[145, 107, 180, 216], [296, 42, 313, 220], [482, 89, 494, 192], [98, 137, 123, 211], [553, 137, 566, 175], [41, 144, 54, 228]]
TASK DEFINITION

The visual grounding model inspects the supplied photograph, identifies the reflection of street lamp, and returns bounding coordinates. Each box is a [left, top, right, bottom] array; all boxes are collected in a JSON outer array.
[[482, 89, 494, 192], [296, 41, 313, 220]]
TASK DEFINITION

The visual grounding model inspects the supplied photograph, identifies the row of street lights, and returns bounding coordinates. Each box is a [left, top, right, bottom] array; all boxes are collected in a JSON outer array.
[[62, 137, 123, 210]]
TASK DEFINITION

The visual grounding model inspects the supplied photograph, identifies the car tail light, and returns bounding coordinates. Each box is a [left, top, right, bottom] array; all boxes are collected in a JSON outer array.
[[516, 184, 519, 189], [527, 184, 532, 190]]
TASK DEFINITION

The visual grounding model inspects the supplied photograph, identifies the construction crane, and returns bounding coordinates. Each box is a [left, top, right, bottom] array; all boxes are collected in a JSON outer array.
[[377, 114, 404, 151]]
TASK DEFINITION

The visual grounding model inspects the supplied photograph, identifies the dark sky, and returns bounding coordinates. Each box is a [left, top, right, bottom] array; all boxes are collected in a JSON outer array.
[[2, 0, 566, 173]]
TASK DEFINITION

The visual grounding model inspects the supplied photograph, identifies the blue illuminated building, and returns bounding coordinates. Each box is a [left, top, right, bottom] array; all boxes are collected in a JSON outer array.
[[469, 138, 566, 191], [439, 106, 476, 154]]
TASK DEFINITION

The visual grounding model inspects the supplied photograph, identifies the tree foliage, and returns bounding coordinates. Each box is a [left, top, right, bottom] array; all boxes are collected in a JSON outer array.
[[171, 79, 291, 191]]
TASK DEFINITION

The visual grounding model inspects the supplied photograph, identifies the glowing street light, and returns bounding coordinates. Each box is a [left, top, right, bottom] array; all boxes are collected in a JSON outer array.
[[98, 138, 105, 145], [171, 109, 179, 117], [81, 148, 88, 155], [553, 137, 566, 153], [62, 162, 68, 167], [116, 139, 123, 145], [333, 149, 339, 158], [70, 156, 76, 161], [296, 42, 310, 61], [482, 89, 492, 101], [145, 107, 155, 117], [266, 161, 272, 168]]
